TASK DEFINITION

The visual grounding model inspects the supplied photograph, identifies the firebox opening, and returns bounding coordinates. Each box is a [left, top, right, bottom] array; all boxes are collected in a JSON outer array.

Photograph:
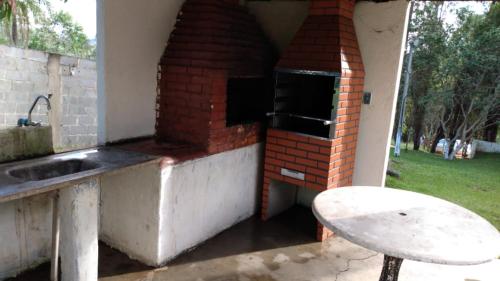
[[266, 180, 319, 239], [226, 77, 274, 127], [271, 70, 340, 139]]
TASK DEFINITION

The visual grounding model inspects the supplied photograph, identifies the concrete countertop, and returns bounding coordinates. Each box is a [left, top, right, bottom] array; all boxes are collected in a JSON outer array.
[[0, 147, 160, 203]]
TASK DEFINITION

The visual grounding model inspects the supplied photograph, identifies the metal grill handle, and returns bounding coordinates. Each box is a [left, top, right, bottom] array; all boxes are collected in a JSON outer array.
[[266, 112, 335, 126]]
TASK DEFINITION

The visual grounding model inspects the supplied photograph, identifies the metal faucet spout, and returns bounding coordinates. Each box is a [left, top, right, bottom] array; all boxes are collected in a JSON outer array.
[[27, 95, 52, 126]]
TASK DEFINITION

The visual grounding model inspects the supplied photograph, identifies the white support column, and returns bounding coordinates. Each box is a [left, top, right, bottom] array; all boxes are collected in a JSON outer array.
[[59, 179, 99, 281], [352, 0, 411, 186]]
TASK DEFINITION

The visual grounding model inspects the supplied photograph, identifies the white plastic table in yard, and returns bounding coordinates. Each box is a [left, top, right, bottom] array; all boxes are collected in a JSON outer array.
[[312, 186, 500, 281]]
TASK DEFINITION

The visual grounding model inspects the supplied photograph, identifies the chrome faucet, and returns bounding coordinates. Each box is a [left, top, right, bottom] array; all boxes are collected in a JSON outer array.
[[17, 95, 52, 127]]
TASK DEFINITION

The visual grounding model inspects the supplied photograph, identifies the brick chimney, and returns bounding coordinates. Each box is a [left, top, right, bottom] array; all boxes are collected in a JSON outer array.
[[261, 0, 364, 241]]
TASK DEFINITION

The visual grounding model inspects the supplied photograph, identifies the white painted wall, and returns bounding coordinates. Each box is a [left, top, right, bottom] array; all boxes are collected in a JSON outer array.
[[264, 181, 319, 220], [265, 180, 298, 219], [0, 179, 99, 280], [99, 162, 163, 265], [97, 0, 185, 143], [352, 0, 410, 187], [474, 140, 500, 153], [247, 1, 308, 53], [0, 194, 52, 279], [158, 143, 263, 263], [100, 144, 263, 266]]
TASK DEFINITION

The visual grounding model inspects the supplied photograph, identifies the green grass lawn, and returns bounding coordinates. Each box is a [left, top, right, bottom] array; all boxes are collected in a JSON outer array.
[[386, 148, 500, 230]]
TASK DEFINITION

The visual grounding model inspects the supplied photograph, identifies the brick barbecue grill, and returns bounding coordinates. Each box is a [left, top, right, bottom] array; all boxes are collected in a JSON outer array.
[[261, 0, 365, 241], [155, 0, 364, 241], [156, 0, 275, 154]]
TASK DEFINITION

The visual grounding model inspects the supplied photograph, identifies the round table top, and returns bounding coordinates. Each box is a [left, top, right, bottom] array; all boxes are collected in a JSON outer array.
[[312, 186, 500, 265]]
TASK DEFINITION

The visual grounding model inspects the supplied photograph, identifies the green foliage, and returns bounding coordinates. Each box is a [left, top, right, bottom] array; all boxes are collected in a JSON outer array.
[[401, 2, 499, 156], [0, 0, 94, 59], [386, 149, 500, 230], [0, 1, 14, 21], [28, 11, 95, 59], [0, 0, 49, 46], [0, 23, 7, 44], [396, 2, 452, 149], [429, 3, 499, 140]]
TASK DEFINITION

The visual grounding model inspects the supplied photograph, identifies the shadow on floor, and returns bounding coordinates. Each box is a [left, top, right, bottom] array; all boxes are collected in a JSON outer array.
[[8, 206, 317, 280], [6, 241, 153, 281], [170, 205, 317, 266]]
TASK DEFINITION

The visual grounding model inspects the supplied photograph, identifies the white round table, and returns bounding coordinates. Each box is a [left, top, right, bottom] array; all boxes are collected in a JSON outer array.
[[312, 186, 500, 281]]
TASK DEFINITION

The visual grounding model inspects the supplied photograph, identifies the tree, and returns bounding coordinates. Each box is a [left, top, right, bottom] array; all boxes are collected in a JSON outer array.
[[482, 110, 498, 142], [29, 11, 95, 59], [0, 0, 49, 46], [406, 1, 449, 151], [0, 1, 95, 59], [429, 4, 500, 160]]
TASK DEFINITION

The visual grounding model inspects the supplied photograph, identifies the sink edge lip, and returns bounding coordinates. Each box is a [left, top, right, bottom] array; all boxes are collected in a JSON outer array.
[[4, 158, 104, 181], [0, 147, 103, 169], [0, 149, 161, 203]]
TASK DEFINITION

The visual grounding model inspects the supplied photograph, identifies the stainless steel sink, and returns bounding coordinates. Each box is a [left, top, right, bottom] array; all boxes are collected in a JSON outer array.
[[7, 159, 101, 181], [0, 147, 159, 203]]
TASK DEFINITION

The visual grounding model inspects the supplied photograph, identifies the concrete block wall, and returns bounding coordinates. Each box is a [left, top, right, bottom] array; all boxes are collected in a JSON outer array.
[[0, 45, 97, 151], [60, 57, 98, 150], [0, 46, 50, 127]]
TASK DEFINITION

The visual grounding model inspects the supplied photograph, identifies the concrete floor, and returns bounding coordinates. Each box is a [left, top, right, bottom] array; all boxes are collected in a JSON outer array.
[[8, 206, 500, 281]]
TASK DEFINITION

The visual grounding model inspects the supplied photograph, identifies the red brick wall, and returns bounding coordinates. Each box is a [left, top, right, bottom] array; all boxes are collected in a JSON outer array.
[[310, 0, 355, 18], [262, 0, 364, 241], [206, 71, 263, 154], [156, 0, 274, 153], [276, 0, 360, 74]]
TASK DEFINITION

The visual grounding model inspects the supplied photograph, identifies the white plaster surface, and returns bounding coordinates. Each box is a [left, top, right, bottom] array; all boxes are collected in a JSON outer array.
[[265, 182, 319, 219], [99, 162, 163, 266], [158, 143, 263, 263], [100, 144, 263, 266], [0, 194, 52, 279], [296, 186, 319, 208], [247, 1, 308, 53], [265, 180, 297, 219], [475, 139, 500, 153], [97, 0, 185, 143], [59, 179, 99, 281], [352, 0, 410, 187]]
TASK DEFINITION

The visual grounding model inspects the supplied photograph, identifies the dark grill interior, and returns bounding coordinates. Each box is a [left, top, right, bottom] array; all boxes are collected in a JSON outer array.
[[271, 71, 340, 138], [226, 77, 274, 127]]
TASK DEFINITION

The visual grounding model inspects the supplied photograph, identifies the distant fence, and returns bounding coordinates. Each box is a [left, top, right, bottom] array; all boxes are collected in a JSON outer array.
[[0, 45, 97, 151], [474, 140, 500, 153]]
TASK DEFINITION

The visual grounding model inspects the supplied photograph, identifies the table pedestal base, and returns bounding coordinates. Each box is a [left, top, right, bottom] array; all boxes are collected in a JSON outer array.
[[379, 255, 403, 281]]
